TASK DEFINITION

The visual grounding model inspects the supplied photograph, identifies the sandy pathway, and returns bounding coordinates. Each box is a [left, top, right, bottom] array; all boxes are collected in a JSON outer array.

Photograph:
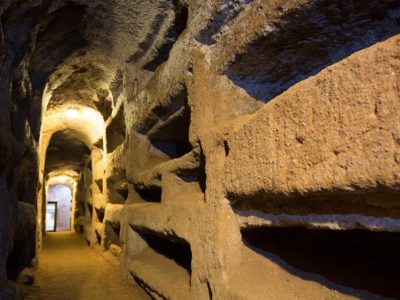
[[26, 232, 148, 300]]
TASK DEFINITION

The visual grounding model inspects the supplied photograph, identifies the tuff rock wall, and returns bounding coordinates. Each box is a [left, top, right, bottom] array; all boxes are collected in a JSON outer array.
[[0, 1, 41, 297], [0, 0, 399, 299]]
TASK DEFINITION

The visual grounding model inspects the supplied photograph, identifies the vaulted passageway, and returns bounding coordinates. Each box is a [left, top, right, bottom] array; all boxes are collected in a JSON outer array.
[[1, 0, 399, 299]]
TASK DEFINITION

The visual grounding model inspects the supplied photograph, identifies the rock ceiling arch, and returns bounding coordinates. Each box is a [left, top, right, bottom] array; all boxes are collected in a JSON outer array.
[[2, 1, 399, 299], [45, 129, 91, 174], [42, 106, 105, 148], [26, 0, 188, 137], [33, 0, 189, 185]]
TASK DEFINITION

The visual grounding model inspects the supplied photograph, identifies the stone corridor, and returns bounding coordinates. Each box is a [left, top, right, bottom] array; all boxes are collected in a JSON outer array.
[[26, 232, 148, 300], [0, 0, 399, 299]]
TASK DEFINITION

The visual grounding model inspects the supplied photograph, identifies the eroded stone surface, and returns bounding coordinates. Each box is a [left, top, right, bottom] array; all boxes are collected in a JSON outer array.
[[0, 0, 399, 299], [224, 35, 400, 215]]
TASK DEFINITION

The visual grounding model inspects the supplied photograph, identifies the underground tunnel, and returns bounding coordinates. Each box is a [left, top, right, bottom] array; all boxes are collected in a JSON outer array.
[[0, 0, 399, 299]]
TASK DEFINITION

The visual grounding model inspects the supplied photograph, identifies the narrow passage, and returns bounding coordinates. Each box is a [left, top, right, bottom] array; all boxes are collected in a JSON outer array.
[[27, 232, 149, 300]]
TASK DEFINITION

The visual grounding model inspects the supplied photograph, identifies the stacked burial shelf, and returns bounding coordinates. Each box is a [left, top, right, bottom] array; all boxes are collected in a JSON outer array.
[[74, 156, 92, 235], [104, 174, 128, 252], [216, 0, 400, 298], [124, 83, 205, 298], [86, 146, 106, 247], [102, 100, 129, 253]]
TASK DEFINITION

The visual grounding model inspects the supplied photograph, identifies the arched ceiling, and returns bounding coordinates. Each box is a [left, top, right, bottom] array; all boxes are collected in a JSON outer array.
[[45, 130, 91, 174], [38, 0, 186, 116], [46, 173, 78, 189], [2, 0, 188, 137], [42, 106, 105, 147], [41, 106, 105, 176], [1, 0, 189, 181]]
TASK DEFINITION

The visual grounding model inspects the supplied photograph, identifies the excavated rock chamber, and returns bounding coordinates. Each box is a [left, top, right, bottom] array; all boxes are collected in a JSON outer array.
[[0, 0, 399, 299]]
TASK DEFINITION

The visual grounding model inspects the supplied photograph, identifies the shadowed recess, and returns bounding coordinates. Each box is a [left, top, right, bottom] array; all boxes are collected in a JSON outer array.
[[242, 227, 400, 298], [228, 188, 400, 219], [134, 227, 192, 274], [224, 0, 400, 102]]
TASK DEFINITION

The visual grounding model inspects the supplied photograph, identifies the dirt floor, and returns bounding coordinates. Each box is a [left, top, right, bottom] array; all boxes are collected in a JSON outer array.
[[25, 232, 149, 300]]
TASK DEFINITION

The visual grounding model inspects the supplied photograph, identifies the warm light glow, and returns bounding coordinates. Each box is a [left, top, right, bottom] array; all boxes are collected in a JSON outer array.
[[53, 175, 71, 183], [63, 107, 104, 126], [65, 108, 79, 119], [47, 174, 75, 186], [82, 108, 101, 121], [43, 106, 105, 146]]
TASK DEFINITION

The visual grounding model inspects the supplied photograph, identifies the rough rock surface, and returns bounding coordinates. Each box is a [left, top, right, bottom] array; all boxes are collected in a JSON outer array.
[[0, 0, 399, 299], [224, 35, 400, 217]]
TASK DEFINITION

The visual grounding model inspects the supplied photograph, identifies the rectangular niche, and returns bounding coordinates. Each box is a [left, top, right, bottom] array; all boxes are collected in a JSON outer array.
[[174, 150, 207, 194], [133, 148, 207, 204], [228, 190, 400, 219], [95, 207, 105, 223], [133, 183, 162, 203], [87, 203, 93, 218], [106, 105, 126, 153], [129, 226, 191, 299], [105, 221, 121, 248], [107, 177, 130, 204], [94, 179, 103, 194], [241, 226, 400, 299], [137, 84, 192, 160]]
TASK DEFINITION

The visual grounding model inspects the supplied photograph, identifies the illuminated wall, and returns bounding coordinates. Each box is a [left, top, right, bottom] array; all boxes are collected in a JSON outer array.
[[46, 185, 72, 232]]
